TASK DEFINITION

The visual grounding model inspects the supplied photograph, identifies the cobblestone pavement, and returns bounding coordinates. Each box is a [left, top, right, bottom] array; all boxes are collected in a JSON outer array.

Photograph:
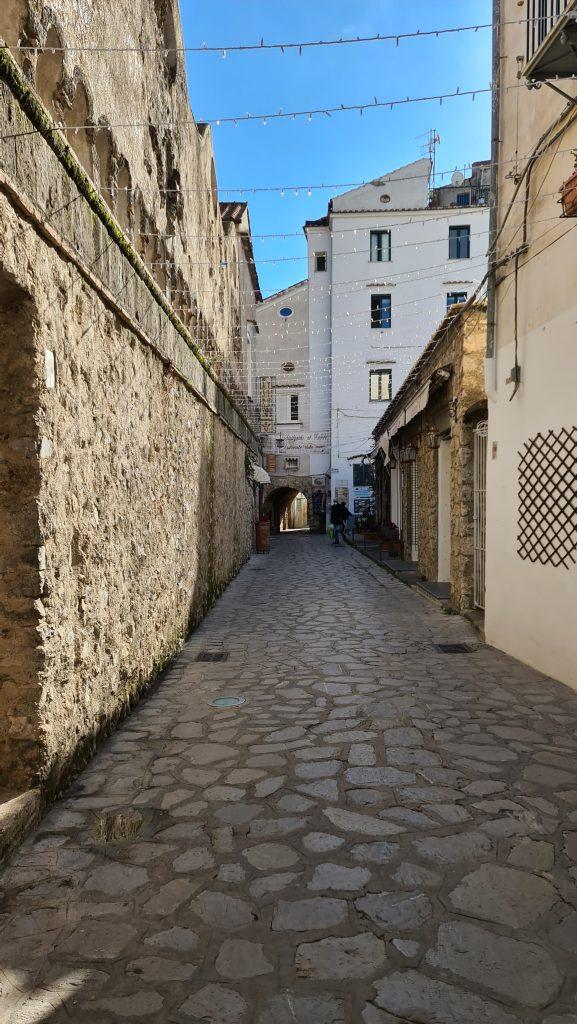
[[3, 535, 577, 1023]]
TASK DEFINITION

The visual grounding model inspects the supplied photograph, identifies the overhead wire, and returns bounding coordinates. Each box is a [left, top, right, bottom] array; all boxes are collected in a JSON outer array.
[[0, 13, 557, 56]]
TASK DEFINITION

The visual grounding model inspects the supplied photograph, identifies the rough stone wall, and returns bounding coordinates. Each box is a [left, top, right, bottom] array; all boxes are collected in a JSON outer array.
[[0, 0, 248, 397], [0, 193, 254, 791], [393, 308, 486, 609], [415, 425, 441, 585], [450, 311, 487, 611], [0, 1, 259, 795], [0, 276, 43, 783]]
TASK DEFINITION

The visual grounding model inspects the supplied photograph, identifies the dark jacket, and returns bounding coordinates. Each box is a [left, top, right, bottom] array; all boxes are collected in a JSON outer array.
[[331, 502, 350, 526]]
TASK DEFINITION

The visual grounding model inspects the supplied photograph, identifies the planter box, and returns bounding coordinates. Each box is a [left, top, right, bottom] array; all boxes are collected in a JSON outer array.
[[560, 166, 577, 217]]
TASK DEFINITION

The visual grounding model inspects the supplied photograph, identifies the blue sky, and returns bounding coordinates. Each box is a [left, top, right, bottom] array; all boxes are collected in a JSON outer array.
[[182, 1, 492, 297]]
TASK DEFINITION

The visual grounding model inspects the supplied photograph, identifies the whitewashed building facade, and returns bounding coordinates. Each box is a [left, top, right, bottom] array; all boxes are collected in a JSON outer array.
[[256, 156, 489, 525]]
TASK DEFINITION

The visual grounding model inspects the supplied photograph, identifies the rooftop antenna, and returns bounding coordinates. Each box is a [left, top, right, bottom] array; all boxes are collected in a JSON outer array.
[[417, 128, 441, 188]]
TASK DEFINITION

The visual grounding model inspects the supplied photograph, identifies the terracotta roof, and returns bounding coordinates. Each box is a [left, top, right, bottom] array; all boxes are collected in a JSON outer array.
[[372, 301, 487, 440], [219, 202, 262, 301], [219, 201, 248, 224], [303, 216, 329, 229], [331, 205, 488, 216]]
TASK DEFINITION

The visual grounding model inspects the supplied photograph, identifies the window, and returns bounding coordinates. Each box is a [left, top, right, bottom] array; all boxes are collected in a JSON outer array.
[[279, 306, 293, 318], [370, 230, 391, 262], [369, 368, 392, 402], [353, 463, 375, 487], [276, 392, 300, 424], [284, 457, 299, 472], [456, 192, 471, 207], [449, 225, 470, 259], [371, 294, 392, 329], [315, 251, 327, 272], [447, 291, 468, 309]]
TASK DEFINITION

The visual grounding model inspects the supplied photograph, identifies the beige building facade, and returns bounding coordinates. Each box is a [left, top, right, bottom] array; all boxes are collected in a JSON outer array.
[[0, 0, 260, 845], [255, 281, 329, 532], [373, 305, 487, 614], [484, 0, 577, 688]]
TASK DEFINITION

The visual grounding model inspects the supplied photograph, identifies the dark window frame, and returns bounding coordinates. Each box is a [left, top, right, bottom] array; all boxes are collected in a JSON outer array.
[[353, 462, 375, 487], [369, 368, 392, 403], [447, 291, 468, 309], [315, 251, 328, 272], [290, 394, 299, 421], [449, 225, 471, 260], [371, 294, 392, 329], [370, 230, 391, 263]]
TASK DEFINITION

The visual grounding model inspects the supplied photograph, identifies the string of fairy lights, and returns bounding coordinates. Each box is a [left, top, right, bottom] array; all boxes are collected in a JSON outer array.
[[4, 76, 571, 141], [1, 11, 572, 427], [1, 14, 552, 56]]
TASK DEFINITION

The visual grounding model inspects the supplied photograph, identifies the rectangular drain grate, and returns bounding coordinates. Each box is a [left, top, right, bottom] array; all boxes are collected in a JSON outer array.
[[196, 651, 229, 662], [434, 643, 479, 654]]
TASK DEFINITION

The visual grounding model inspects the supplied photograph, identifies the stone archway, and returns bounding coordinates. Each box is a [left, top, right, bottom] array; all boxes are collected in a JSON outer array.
[[263, 475, 326, 534]]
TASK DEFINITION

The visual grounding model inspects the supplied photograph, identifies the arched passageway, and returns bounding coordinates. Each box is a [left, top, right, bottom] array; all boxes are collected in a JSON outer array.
[[281, 491, 308, 532], [263, 476, 328, 534], [265, 487, 308, 534]]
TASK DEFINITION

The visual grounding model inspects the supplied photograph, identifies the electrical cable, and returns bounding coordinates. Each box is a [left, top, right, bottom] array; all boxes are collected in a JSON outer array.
[[1, 13, 556, 56]]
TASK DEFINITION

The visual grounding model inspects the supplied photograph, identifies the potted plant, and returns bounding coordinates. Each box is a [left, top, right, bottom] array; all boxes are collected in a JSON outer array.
[[560, 153, 577, 218]]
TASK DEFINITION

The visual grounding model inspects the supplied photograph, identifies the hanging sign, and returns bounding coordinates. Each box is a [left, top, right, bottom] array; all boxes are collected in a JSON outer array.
[[263, 431, 330, 453]]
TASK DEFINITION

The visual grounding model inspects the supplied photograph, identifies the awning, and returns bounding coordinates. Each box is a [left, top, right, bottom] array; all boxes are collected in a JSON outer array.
[[372, 434, 389, 458], [252, 465, 271, 484], [403, 380, 431, 427], [386, 380, 431, 439]]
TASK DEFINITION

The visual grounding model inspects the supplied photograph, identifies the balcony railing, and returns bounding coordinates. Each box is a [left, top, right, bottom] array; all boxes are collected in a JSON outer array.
[[525, 0, 577, 79]]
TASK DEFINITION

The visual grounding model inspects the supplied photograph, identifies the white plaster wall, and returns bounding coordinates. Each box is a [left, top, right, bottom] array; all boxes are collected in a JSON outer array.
[[329, 206, 488, 505], [255, 282, 312, 475], [484, 3, 577, 687], [485, 305, 577, 687], [332, 158, 430, 213], [307, 226, 332, 478]]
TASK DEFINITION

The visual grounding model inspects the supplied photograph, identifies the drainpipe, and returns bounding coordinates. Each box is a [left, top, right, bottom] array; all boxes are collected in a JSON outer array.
[[486, 0, 502, 391]]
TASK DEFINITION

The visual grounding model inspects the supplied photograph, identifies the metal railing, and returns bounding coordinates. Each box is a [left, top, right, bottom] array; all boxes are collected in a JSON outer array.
[[527, 0, 572, 62]]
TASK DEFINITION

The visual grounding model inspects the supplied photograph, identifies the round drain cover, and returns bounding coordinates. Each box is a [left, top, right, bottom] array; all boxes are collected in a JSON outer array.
[[209, 696, 246, 709]]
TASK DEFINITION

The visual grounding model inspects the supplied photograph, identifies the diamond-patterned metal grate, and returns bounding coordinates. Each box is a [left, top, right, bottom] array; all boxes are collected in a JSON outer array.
[[517, 426, 577, 569], [196, 652, 229, 663]]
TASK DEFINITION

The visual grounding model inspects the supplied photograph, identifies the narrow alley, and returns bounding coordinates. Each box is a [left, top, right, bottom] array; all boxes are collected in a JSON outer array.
[[2, 534, 577, 1023]]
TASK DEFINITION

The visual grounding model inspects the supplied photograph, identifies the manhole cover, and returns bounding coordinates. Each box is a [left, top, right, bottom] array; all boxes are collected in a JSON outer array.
[[196, 652, 229, 662], [434, 643, 479, 654], [209, 696, 246, 708]]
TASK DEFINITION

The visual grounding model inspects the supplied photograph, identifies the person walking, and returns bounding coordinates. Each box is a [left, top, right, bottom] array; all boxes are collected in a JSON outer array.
[[330, 500, 351, 545]]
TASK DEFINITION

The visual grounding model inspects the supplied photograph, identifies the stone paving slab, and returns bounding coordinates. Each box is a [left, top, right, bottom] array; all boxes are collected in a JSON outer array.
[[2, 534, 577, 1022]]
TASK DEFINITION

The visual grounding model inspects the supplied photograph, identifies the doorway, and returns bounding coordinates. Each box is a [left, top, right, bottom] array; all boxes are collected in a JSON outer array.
[[437, 437, 452, 582], [473, 421, 488, 609]]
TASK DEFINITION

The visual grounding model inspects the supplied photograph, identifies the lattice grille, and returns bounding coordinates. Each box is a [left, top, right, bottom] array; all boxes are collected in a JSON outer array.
[[517, 426, 577, 569]]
